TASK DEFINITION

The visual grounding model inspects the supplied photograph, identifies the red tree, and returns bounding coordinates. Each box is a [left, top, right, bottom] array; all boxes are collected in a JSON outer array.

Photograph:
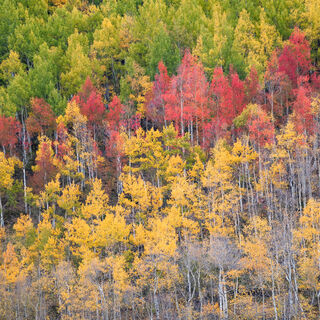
[[106, 95, 125, 131], [145, 61, 171, 129], [0, 116, 21, 152], [74, 77, 105, 126], [31, 137, 57, 191], [245, 66, 260, 104], [248, 107, 274, 147], [292, 82, 314, 134], [164, 51, 208, 144], [208, 67, 246, 139], [26, 98, 56, 136], [55, 122, 70, 160], [264, 51, 292, 122], [230, 68, 245, 118], [278, 28, 311, 88]]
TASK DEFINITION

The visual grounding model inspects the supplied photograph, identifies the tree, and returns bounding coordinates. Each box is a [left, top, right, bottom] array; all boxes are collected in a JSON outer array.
[[245, 66, 260, 104], [170, 0, 207, 50], [8, 15, 45, 67], [1, 70, 32, 116], [91, 15, 124, 94], [207, 67, 245, 140], [145, 61, 171, 129], [28, 44, 65, 115], [244, 104, 275, 147], [264, 51, 292, 121], [73, 77, 105, 130], [232, 9, 261, 75], [147, 26, 180, 78], [278, 28, 311, 88], [129, 0, 179, 78], [57, 183, 81, 217], [241, 216, 275, 319], [31, 136, 58, 191], [0, 51, 25, 85], [233, 8, 280, 77], [60, 30, 93, 97], [294, 198, 320, 317], [0, 152, 21, 226], [257, 8, 281, 75], [0, 0, 20, 61], [301, 0, 320, 63], [230, 68, 245, 124], [106, 95, 124, 131], [292, 83, 314, 134], [48, 0, 67, 8], [26, 98, 56, 137], [119, 58, 152, 116], [81, 179, 108, 220], [193, 3, 232, 78], [164, 50, 208, 143], [201, 140, 239, 238], [133, 215, 178, 320], [0, 115, 20, 153]]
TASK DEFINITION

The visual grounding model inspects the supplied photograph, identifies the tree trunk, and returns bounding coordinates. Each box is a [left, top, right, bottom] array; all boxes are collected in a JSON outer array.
[[0, 196, 3, 227]]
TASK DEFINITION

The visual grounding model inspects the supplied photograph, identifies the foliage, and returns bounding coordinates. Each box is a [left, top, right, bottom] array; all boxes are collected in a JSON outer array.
[[1, 1, 320, 319]]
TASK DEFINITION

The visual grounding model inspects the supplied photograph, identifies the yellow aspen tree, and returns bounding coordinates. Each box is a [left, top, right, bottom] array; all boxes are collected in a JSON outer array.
[[122, 127, 167, 186], [233, 9, 280, 77], [0, 152, 21, 227], [258, 8, 281, 77], [1, 242, 20, 285], [57, 183, 81, 217], [13, 214, 36, 249], [65, 216, 94, 260], [61, 101, 103, 183], [167, 175, 200, 238], [93, 208, 130, 252], [241, 216, 274, 318], [302, 0, 320, 61], [74, 257, 104, 317], [73, 254, 129, 319], [133, 216, 179, 320], [54, 260, 77, 320], [36, 174, 62, 230], [0, 51, 25, 84], [165, 154, 201, 238], [119, 173, 162, 226], [201, 140, 239, 238], [165, 154, 185, 183], [274, 119, 309, 210], [200, 140, 242, 319], [91, 15, 124, 93], [294, 198, 320, 317], [60, 30, 94, 96], [81, 179, 109, 220], [24, 212, 62, 272], [0, 242, 24, 318], [104, 255, 130, 317]]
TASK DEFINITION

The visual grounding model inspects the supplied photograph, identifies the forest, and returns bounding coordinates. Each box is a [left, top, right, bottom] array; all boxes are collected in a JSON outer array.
[[1, 0, 320, 319]]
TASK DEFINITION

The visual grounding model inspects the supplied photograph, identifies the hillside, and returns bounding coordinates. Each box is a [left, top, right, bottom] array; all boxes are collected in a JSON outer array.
[[1, 0, 320, 319]]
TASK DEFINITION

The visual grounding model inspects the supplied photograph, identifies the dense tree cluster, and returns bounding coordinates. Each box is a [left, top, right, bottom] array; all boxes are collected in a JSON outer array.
[[1, 0, 320, 319]]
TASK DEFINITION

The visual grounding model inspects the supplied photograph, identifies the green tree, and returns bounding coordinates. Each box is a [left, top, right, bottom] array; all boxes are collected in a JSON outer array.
[[169, 0, 207, 50], [193, 3, 233, 77], [8, 16, 45, 67], [60, 30, 94, 97], [29, 44, 66, 114]]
